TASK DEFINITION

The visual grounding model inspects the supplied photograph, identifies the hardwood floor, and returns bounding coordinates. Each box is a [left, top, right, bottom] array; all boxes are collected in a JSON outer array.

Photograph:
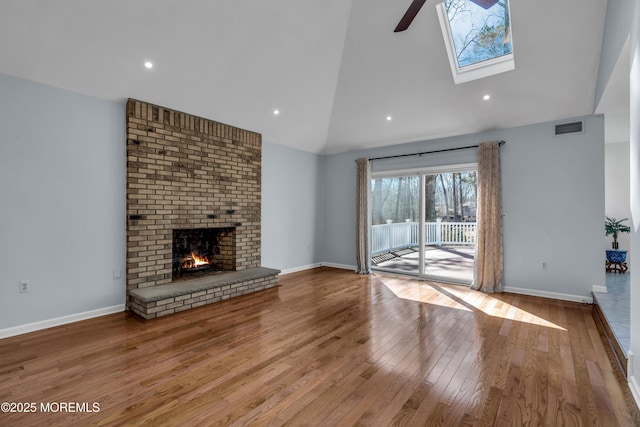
[[1, 267, 638, 426]]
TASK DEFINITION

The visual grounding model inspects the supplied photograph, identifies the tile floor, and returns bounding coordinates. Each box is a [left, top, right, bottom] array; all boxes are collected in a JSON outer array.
[[593, 272, 630, 353]]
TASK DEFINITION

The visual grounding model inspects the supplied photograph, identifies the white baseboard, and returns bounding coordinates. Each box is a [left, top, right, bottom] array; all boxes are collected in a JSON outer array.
[[280, 263, 322, 275], [277, 262, 365, 275], [321, 262, 357, 271], [279, 262, 357, 276], [592, 285, 608, 293], [0, 304, 125, 339], [503, 286, 593, 304]]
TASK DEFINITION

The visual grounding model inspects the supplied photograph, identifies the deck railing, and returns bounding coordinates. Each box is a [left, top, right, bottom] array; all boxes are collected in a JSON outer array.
[[371, 220, 476, 255]]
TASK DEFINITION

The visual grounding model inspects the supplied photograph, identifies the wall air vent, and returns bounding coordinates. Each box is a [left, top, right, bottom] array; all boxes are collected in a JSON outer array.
[[555, 121, 583, 135]]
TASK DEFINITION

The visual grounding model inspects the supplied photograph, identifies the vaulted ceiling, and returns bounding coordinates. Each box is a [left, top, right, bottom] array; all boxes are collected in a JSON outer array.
[[0, 0, 610, 154]]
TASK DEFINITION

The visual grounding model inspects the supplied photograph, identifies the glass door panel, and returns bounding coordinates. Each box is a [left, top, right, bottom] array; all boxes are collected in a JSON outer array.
[[422, 170, 477, 283], [370, 175, 420, 276]]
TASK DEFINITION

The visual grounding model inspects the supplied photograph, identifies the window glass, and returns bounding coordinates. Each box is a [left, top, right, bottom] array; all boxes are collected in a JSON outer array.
[[444, 0, 512, 68]]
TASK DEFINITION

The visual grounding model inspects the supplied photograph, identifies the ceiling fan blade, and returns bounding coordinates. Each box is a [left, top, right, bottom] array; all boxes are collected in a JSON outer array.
[[394, 0, 428, 32]]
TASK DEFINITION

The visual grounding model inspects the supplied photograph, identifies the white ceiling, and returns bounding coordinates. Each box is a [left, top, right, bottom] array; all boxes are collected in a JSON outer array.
[[0, 0, 611, 154]]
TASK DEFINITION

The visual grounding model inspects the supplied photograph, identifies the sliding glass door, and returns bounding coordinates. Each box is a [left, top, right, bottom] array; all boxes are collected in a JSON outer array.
[[370, 175, 421, 276], [370, 165, 477, 284]]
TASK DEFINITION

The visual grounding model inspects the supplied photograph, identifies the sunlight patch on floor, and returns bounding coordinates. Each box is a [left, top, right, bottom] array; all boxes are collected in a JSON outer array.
[[379, 275, 566, 331]]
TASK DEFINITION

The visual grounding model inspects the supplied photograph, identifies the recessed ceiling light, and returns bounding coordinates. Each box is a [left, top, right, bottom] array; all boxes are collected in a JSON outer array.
[[144, 61, 153, 70], [482, 94, 491, 101], [273, 109, 280, 116], [386, 116, 392, 121]]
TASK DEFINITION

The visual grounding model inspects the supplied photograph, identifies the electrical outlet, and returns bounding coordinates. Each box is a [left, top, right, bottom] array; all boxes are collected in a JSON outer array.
[[113, 269, 122, 280], [19, 280, 30, 293], [541, 262, 548, 270]]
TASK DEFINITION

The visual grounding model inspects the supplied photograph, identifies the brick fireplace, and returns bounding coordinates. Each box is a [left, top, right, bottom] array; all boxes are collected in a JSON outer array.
[[125, 99, 279, 318]]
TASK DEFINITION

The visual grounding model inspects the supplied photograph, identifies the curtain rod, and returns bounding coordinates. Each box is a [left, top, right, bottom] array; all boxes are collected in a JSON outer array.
[[368, 140, 505, 162]]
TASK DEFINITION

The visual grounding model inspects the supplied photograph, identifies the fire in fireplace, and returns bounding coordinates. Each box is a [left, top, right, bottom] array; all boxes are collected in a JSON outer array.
[[172, 227, 236, 280], [181, 252, 211, 272]]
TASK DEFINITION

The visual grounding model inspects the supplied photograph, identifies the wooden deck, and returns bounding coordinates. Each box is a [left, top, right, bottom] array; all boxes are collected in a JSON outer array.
[[373, 245, 475, 283], [1, 267, 638, 426]]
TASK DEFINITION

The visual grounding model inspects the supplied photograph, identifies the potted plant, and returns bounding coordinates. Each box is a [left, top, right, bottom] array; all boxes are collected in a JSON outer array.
[[605, 216, 630, 249], [605, 217, 630, 272]]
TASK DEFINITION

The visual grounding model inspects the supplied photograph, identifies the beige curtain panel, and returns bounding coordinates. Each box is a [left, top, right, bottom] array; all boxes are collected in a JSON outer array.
[[471, 141, 504, 293], [355, 157, 371, 274]]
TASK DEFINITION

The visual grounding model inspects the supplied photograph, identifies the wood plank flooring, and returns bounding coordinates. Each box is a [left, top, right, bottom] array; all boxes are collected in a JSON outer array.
[[1, 267, 638, 426]]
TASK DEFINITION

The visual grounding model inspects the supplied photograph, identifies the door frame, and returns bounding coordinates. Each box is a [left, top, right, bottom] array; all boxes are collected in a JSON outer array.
[[371, 163, 478, 284]]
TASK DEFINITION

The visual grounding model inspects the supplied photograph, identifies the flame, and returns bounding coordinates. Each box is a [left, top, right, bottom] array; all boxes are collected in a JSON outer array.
[[190, 252, 210, 267], [182, 252, 211, 269]]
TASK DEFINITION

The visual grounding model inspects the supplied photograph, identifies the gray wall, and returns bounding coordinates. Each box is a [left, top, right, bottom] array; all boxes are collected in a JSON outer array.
[[605, 142, 631, 254], [322, 116, 605, 300], [595, 0, 635, 109], [0, 73, 126, 330], [262, 141, 323, 272], [500, 117, 604, 299]]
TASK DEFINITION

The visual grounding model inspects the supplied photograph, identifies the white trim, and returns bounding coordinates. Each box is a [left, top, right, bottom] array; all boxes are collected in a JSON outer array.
[[453, 54, 515, 84], [592, 285, 608, 293], [321, 262, 358, 271], [629, 375, 640, 409], [503, 286, 593, 304], [279, 263, 358, 274], [280, 263, 322, 275], [0, 304, 125, 339], [278, 263, 358, 275]]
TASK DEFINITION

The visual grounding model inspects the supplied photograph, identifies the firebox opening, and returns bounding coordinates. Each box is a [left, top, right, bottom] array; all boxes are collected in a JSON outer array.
[[172, 227, 236, 280]]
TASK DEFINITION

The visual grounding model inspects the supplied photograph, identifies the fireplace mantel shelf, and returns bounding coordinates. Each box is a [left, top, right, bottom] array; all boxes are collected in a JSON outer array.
[[128, 267, 281, 319]]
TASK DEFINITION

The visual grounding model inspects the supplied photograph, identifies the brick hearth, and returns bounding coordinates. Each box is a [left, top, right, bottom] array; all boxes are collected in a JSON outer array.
[[128, 267, 280, 319]]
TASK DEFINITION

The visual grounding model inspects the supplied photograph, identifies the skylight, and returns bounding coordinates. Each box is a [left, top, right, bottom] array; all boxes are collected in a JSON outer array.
[[436, 0, 514, 84]]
